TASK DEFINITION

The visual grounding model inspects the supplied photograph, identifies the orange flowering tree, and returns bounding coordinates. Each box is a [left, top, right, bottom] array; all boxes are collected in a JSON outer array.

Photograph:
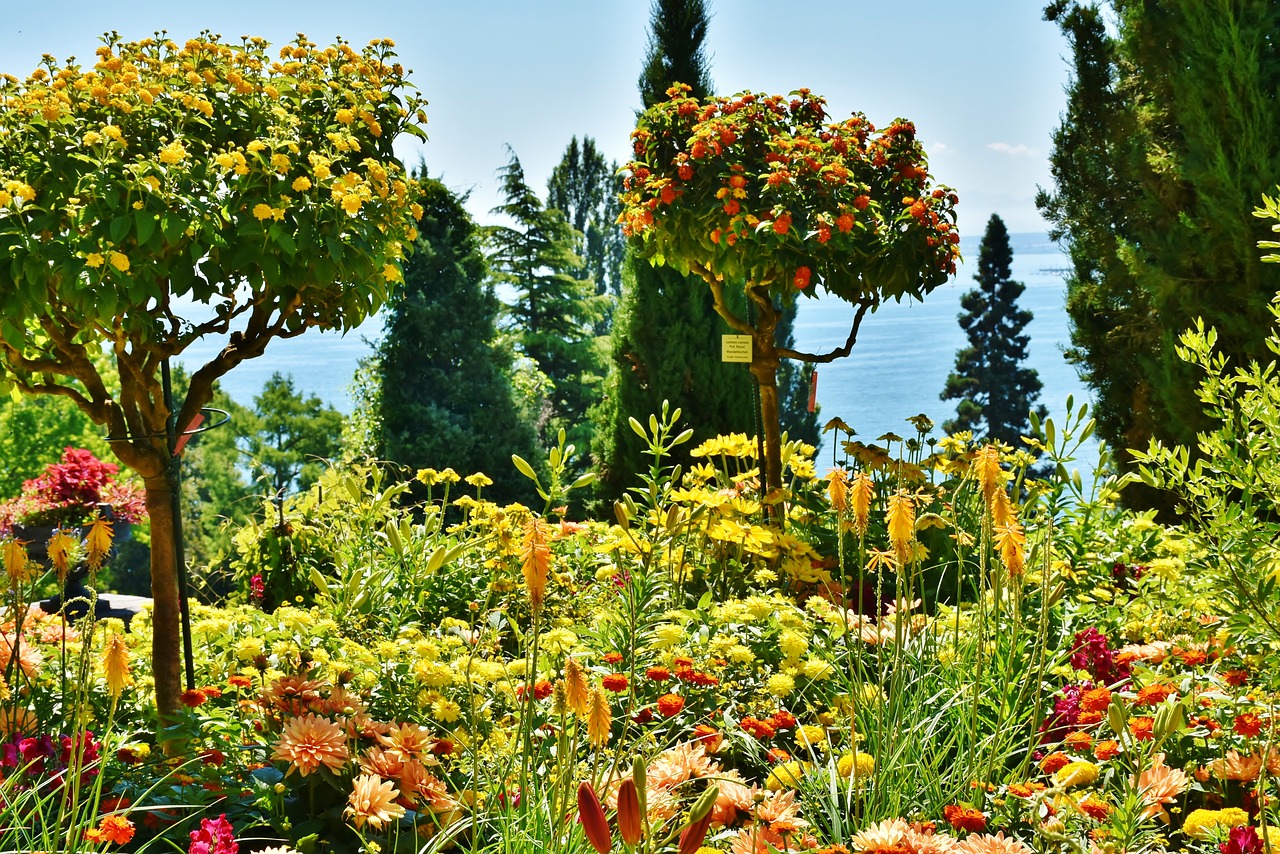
[[621, 86, 959, 497], [0, 33, 426, 718]]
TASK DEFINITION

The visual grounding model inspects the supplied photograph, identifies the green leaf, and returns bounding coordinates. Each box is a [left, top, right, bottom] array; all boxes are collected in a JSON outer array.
[[109, 215, 131, 244], [134, 210, 156, 247]]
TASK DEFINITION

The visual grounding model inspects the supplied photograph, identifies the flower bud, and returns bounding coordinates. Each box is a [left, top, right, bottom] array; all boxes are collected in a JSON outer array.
[[616, 778, 642, 847], [577, 781, 611, 854]]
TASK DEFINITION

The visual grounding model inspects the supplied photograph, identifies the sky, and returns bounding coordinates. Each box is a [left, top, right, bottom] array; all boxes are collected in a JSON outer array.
[[0, 0, 1073, 235]]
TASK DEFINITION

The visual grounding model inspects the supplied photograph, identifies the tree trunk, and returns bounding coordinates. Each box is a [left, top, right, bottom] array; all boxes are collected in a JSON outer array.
[[747, 287, 784, 509], [143, 475, 183, 723]]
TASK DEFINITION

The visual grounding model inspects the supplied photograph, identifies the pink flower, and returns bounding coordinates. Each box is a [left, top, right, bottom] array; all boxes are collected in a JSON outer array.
[[188, 813, 238, 854]]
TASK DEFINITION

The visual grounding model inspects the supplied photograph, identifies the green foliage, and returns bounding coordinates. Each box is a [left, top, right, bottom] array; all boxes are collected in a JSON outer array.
[[638, 0, 714, 108], [941, 214, 1046, 443], [1131, 299, 1280, 670], [489, 149, 606, 455], [546, 136, 625, 308], [377, 177, 538, 505], [243, 373, 344, 497], [1038, 1, 1280, 481], [0, 395, 106, 499]]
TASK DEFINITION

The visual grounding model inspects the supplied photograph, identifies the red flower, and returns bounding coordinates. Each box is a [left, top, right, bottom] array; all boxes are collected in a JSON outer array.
[[1128, 717, 1155, 741], [227, 675, 253, 689], [766, 747, 791, 763], [603, 652, 624, 665], [793, 267, 811, 289], [740, 716, 776, 740], [943, 804, 987, 833], [1223, 669, 1249, 687], [723, 199, 740, 216], [835, 213, 854, 232], [1233, 713, 1263, 737], [772, 213, 792, 235], [656, 694, 685, 717], [678, 164, 693, 181], [601, 673, 629, 693], [646, 667, 672, 682], [853, 194, 871, 210], [1078, 797, 1111, 821]]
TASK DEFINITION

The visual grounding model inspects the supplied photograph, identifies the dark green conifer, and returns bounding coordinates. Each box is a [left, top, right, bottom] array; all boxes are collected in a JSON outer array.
[[941, 214, 1045, 443]]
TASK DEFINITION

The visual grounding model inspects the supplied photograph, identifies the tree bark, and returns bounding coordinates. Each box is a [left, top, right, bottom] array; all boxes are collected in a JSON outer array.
[[143, 474, 183, 724]]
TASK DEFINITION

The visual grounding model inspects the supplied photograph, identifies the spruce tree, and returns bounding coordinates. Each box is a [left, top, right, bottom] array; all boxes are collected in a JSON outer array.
[[378, 178, 538, 504], [941, 214, 1045, 444], [489, 150, 605, 454], [594, 0, 759, 501], [1038, 1, 1280, 472], [547, 136, 626, 310]]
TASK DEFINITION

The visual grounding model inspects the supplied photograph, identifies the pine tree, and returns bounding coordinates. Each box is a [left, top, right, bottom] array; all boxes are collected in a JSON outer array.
[[941, 214, 1045, 443], [489, 150, 605, 453], [377, 178, 538, 504], [244, 373, 345, 496], [547, 136, 626, 309], [1038, 0, 1280, 469], [594, 0, 763, 501]]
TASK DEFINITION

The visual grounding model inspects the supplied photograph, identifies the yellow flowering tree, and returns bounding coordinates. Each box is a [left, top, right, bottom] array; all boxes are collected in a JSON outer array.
[[621, 86, 959, 497], [0, 33, 426, 718]]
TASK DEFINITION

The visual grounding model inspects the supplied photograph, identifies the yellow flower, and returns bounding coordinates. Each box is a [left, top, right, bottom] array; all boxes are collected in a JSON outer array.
[[778, 631, 808, 661], [765, 673, 795, 698], [521, 517, 552, 611], [336, 108, 355, 124], [886, 491, 915, 566], [796, 724, 827, 747], [586, 687, 611, 747], [158, 141, 186, 165], [431, 698, 461, 723], [2, 539, 31, 584], [253, 203, 274, 221], [1054, 760, 1099, 788], [270, 153, 291, 173], [101, 124, 123, 141], [85, 517, 114, 571], [247, 140, 267, 153], [291, 176, 312, 192], [849, 472, 874, 536], [341, 194, 363, 215], [108, 251, 130, 272], [82, 130, 103, 146], [837, 752, 875, 779], [974, 444, 1003, 506], [214, 152, 235, 170], [1182, 808, 1248, 840], [382, 263, 402, 282], [102, 633, 132, 699], [765, 759, 809, 791]]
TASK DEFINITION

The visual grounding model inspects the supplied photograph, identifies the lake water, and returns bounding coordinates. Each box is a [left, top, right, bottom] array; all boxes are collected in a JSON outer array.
[[175, 233, 1098, 468]]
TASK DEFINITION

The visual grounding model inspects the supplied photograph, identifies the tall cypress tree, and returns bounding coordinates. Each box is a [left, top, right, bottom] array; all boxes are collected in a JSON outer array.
[[489, 150, 605, 454], [594, 0, 759, 501], [941, 214, 1046, 443], [1038, 1, 1280, 473], [378, 177, 538, 504]]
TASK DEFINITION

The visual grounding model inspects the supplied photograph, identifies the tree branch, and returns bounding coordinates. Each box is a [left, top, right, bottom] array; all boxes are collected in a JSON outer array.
[[687, 260, 755, 335], [777, 298, 876, 363]]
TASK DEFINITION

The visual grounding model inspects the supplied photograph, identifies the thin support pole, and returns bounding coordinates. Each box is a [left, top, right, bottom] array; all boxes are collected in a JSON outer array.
[[162, 359, 197, 692]]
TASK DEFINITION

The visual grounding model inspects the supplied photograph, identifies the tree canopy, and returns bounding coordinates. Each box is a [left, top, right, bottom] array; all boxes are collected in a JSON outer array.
[[1038, 0, 1280, 479], [621, 86, 958, 493], [942, 214, 1045, 443], [0, 32, 426, 716]]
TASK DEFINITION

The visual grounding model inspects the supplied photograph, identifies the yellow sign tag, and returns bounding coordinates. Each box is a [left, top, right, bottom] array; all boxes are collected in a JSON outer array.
[[721, 335, 753, 363]]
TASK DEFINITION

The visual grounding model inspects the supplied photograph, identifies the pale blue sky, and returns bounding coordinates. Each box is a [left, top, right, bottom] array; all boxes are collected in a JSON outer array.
[[1, 1, 1070, 234]]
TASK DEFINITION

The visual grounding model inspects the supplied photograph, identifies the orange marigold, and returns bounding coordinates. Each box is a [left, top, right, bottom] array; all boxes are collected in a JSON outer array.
[[1093, 740, 1121, 761], [85, 814, 135, 845], [943, 804, 987, 833], [656, 693, 686, 718], [1039, 752, 1070, 775], [1080, 687, 1112, 714]]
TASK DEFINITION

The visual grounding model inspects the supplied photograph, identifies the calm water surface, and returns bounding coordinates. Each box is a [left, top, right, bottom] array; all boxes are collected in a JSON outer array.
[[175, 234, 1100, 471]]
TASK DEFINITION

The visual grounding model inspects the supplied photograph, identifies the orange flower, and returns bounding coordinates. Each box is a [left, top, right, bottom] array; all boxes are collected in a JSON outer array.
[[973, 445, 1002, 507], [273, 713, 350, 777], [994, 520, 1025, 578], [1063, 731, 1092, 752], [1129, 717, 1155, 741], [345, 773, 406, 829], [179, 689, 208, 707], [1134, 683, 1177, 707], [2, 538, 30, 583], [1039, 752, 1070, 774], [943, 804, 987, 833], [1092, 740, 1121, 761], [521, 517, 552, 611], [656, 693, 686, 718], [1080, 687, 1112, 714], [1210, 750, 1262, 782], [1077, 796, 1111, 821], [563, 657, 590, 717], [956, 831, 1034, 854], [1135, 752, 1189, 821], [85, 814, 135, 845], [601, 673, 628, 692], [85, 517, 114, 572]]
